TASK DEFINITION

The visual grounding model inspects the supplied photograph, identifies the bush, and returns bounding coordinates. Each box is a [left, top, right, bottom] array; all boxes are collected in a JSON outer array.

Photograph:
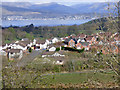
[[63, 47, 84, 53], [56, 47, 60, 51], [29, 48, 32, 53]]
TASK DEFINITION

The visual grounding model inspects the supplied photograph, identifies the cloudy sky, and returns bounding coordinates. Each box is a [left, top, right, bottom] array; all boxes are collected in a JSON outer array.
[[1, 0, 119, 6]]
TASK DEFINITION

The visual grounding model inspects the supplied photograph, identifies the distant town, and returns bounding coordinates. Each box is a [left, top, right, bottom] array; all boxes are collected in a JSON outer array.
[[2, 15, 99, 21]]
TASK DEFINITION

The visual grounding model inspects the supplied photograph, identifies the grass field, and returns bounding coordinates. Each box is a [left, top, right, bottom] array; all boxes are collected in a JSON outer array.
[[31, 70, 118, 88]]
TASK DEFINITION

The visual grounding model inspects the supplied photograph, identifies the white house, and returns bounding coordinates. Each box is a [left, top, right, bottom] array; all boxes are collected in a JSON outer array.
[[1, 44, 8, 50], [7, 49, 23, 60], [39, 42, 47, 50], [77, 38, 85, 43], [33, 39, 37, 45], [60, 38, 65, 42], [9, 43, 27, 51], [45, 39, 52, 45], [52, 38, 59, 43], [0, 49, 7, 56]]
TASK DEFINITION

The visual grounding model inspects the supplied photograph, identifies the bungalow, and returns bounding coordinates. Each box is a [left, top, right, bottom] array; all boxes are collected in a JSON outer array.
[[7, 49, 23, 60]]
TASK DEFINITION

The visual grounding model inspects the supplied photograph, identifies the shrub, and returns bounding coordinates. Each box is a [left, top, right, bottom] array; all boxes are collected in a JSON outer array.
[[29, 48, 32, 53], [56, 47, 60, 51], [63, 47, 84, 53]]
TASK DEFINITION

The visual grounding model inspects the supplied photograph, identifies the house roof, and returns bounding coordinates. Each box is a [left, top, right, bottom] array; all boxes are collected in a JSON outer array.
[[36, 40, 46, 44], [49, 43, 62, 48], [8, 49, 22, 53], [78, 33, 86, 38], [21, 38, 29, 41], [85, 36, 93, 41], [80, 42, 89, 46], [2, 44, 6, 47], [18, 40, 31, 46]]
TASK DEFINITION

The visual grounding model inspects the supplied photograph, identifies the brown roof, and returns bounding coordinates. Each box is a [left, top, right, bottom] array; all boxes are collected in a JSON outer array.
[[8, 49, 22, 53], [16, 43, 26, 47], [78, 34, 86, 38], [18, 40, 31, 46], [36, 40, 46, 44], [2, 44, 6, 47], [49, 44, 61, 48], [85, 36, 93, 41]]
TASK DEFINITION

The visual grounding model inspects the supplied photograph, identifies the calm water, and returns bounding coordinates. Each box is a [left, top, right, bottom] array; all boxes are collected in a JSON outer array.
[[2, 19, 91, 27]]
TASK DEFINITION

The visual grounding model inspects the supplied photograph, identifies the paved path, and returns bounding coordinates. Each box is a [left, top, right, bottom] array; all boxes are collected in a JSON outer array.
[[16, 50, 43, 67]]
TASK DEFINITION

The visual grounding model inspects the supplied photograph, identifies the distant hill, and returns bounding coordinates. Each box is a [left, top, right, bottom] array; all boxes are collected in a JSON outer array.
[[29, 2, 79, 14], [1, 2, 116, 17], [71, 2, 116, 13], [1, 2, 32, 8]]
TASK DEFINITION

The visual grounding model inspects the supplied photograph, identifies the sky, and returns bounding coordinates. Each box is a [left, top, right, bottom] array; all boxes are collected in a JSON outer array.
[[1, 0, 119, 6]]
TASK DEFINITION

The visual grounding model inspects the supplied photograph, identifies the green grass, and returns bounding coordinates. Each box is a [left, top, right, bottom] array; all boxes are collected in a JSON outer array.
[[38, 71, 116, 85]]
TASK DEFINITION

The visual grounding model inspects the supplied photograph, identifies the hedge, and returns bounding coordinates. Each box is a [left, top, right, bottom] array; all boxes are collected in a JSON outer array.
[[62, 46, 84, 53]]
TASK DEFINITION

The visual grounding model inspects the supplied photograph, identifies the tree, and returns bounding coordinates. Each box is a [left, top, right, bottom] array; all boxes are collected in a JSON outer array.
[[95, 1, 120, 85]]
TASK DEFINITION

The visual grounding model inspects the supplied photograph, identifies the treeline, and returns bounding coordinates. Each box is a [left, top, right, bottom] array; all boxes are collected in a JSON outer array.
[[2, 17, 117, 44]]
